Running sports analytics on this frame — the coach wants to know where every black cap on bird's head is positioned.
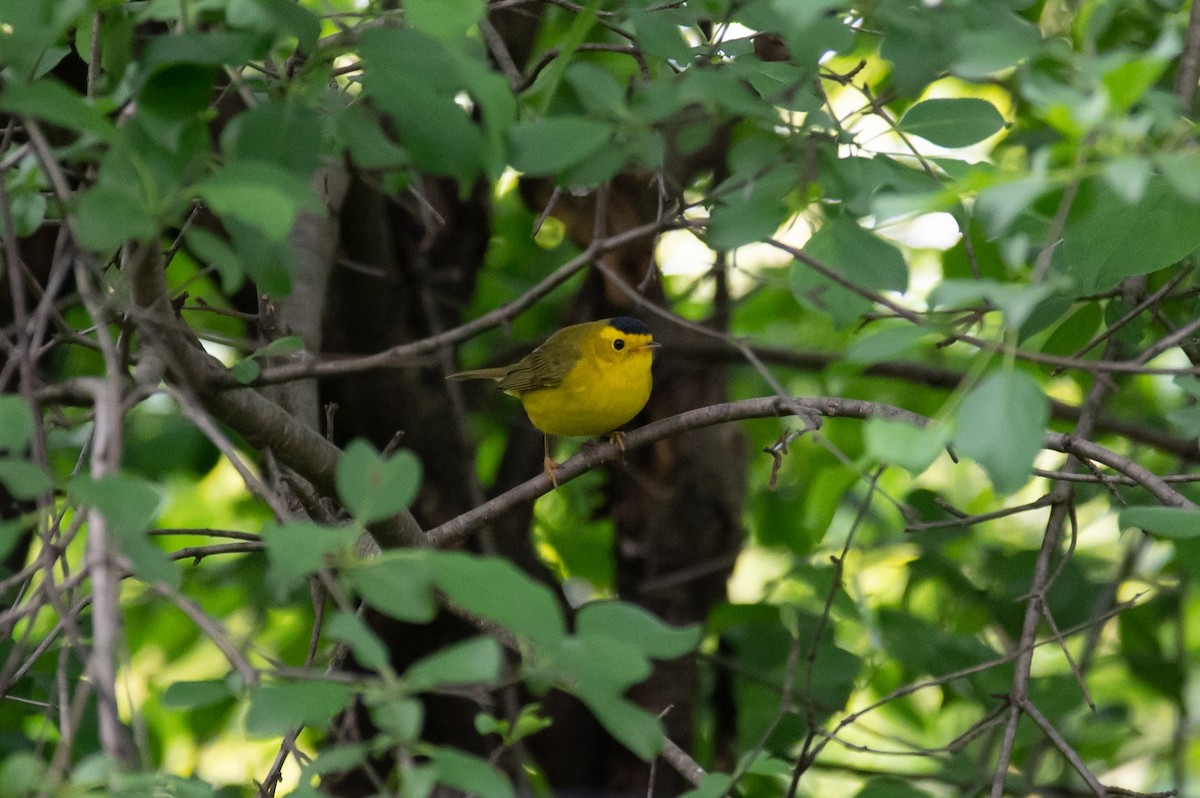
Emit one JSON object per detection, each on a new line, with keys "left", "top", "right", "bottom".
{"left": 609, "top": 316, "right": 652, "bottom": 335}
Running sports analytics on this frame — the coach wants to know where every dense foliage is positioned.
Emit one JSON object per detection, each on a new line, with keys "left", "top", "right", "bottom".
{"left": 1, "top": 0, "right": 1199, "bottom": 796}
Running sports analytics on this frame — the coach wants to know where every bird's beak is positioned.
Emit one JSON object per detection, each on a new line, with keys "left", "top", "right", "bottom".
{"left": 639, "top": 341, "right": 662, "bottom": 351}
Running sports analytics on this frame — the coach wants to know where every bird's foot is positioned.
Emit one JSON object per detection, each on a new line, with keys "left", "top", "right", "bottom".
{"left": 543, "top": 455, "right": 561, "bottom": 489}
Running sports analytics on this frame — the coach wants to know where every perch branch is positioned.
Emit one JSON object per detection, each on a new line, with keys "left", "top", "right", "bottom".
{"left": 427, "top": 396, "right": 1196, "bottom": 547}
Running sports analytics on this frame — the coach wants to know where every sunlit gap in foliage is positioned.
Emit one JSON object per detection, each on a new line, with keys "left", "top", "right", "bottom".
{"left": 823, "top": 67, "right": 1018, "bottom": 305}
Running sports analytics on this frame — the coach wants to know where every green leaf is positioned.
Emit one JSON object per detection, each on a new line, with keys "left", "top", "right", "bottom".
{"left": 953, "top": 371, "right": 1049, "bottom": 494}
{"left": 144, "top": 30, "right": 271, "bottom": 70}
{"left": 139, "top": 64, "right": 216, "bottom": 122}
{"left": 74, "top": 184, "right": 157, "bottom": 254}
{"left": 1100, "top": 30, "right": 1179, "bottom": 112}
{"left": 1155, "top": 151, "right": 1200, "bottom": 202}
{"left": 575, "top": 602, "right": 700, "bottom": 660}
{"left": 565, "top": 61, "right": 628, "bottom": 118}
{"left": 628, "top": 9, "right": 693, "bottom": 62}
{"left": 0, "top": 396, "right": 34, "bottom": 451}
{"left": 1040, "top": 303, "right": 1102, "bottom": 357}
{"left": 302, "top": 744, "right": 370, "bottom": 778}
{"left": 431, "top": 551, "right": 567, "bottom": 647}
{"left": 537, "top": 634, "right": 662, "bottom": 757}
{"left": 404, "top": 0, "right": 485, "bottom": 41}
{"left": 161, "top": 679, "right": 234, "bottom": 710}
{"left": 929, "top": 279, "right": 1058, "bottom": 330}
{"left": 433, "top": 747, "right": 515, "bottom": 798}
{"left": 474, "top": 712, "right": 507, "bottom": 737}
{"left": 184, "top": 227, "right": 244, "bottom": 293}
{"left": 344, "top": 554, "right": 438, "bottom": 623}
{"left": 398, "top": 764, "right": 438, "bottom": 798}
{"left": 1167, "top": 405, "right": 1200, "bottom": 438}
{"left": 475, "top": 705, "right": 555, "bottom": 745}
{"left": 220, "top": 98, "right": 321, "bottom": 176}
{"left": 0, "top": 0, "right": 70, "bottom": 79}
{"left": 67, "top": 474, "right": 161, "bottom": 537}
{"left": 707, "top": 169, "right": 797, "bottom": 251}
{"left": 195, "top": 161, "right": 320, "bottom": 243}
{"left": 404, "top": 636, "right": 502, "bottom": 692}
{"left": 338, "top": 104, "right": 410, "bottom": 170}
{"left": 974, "top": 175, "right": 1051, "bottom": 237}
{"left": 0, "top": 457, "right": 53, "bottom": 499}
{"left": 802, "top": 217, "right": 908, "bottom": 293}
{"left": 8, "top": 188, "right": 46, "bottom": 237}
{"left": 227, "top": 0, "right": 320, "bottom": 51}
{"left": 509, "top": 116, "right": 614, "bottom": 176}
{"left": 326, "top": 612, "right": 391, "bottom": 673}
{"left": 680, "top": 773, "right": 735, "bottom": 798}
{"left": 737, "top": 0, "right": 851, "bottom": 66}
{"left": 1118, "top": 507, "right": 1200, "bottom": 539}
{"left": 0, "top": 78, "right": 115, "bottom": 140}
{"left": 336, "top": 439, "right": 423, "bottom": 524}
{"left": 845, "top": 325, "right": 928, "bottom": 364}
{"left": 358, "top": 28, "right": 490, "bottom": 180}
{"left": 1054, "top": 177, "right": 1200, "bottom": 292}
{"left": 746, "top": 62, "right": 819, "bottom": 112}
{"left": 67, "top": 473, "right": 178, "bottom": 586}
{"left": 127, "top": 535, "right": 181, "bottom": 588}
{"left": 1101, "top": 156, "right": 1153, "bottom": 204}
{"left": 854, "top": 777, "right": 934, "bottom": 798}
{"left": 793, "top": 216, "right": 908, "bottom": 327}
{"left": 230, "top": 358, "right": 261, "bottom": 385}
{"left": 244, "top": 681, "right": 354, "bottom": 737}
{"left": 255, "top": 336, "right": 305, "bottom": 358}
{"left": 864, "top": 418, "right": 948, "bottom": 476}
{"left": 950, "top": 18, "right": 1041, "bottom": 80}
{"left": 368, "top": 695, "right": 424, "bottom": 742}
{"left": 224, "top": 218, "right": 296, "bottom": 297}
{"left": 579, "top": 689, "right": 663, "bottom": 760}
{"left": 0, "top": 752, "right": 44, "bottom": 798}
{"left": 261, "top": 521, "right": 360, "bottom": 596}
{"left": 897, "top": 98, "right": 1006, "bottom": 148}
{"left": 509, "top": 704, "right": 552, "bottom": 742}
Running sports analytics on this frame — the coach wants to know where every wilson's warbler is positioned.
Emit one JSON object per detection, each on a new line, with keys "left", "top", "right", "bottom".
{"left": 449, "top": 317, "right": 660, "bottom": 483}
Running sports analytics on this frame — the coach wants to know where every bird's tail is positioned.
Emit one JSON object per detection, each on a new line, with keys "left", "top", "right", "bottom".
{"left": 446, "top": 367, "right": 508, "bottom": 382}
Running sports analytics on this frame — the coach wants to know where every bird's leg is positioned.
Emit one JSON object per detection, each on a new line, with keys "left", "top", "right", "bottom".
{"left": 607, "top": 430, "right": 627, "bottom": 460}
{"left": 543, "top": 434, "right": 560, "bottom": 489}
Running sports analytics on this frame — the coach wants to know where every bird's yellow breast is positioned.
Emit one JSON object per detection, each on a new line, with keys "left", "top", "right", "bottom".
{"left": 518, "top": 346, "right": 654, "bottom": 437}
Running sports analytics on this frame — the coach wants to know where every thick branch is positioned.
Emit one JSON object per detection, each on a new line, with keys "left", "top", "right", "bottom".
{"left": 1175, "top": 0, "right": 1200, "bottom": 114}
{"left": 125, "top": 242, "right": 424, "bottom": 548}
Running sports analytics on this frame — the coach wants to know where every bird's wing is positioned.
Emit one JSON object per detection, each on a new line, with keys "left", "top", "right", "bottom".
{"left": 494, "top": 325, "right": 587, "bottom": 392}
{"left": 446, "top": 367, "right": 509, "bottom": 382}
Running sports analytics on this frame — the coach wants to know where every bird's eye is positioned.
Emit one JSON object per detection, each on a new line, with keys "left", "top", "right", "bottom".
{"left": 613, "top": 339, "right": 625, "bottom": 351}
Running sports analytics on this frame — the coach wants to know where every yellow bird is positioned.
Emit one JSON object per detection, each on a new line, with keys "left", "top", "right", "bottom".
{"left": 449, "top": 317, "right": 660, "bottom": 484}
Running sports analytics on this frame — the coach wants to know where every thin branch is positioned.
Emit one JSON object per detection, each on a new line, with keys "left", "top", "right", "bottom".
{"left": 795, "top": 594, "right": 1143, "bottom": 771}
{"left": 661, "top": 738, "right": 706, "bottom": 786}
{"left": 990, "top": 356, "right": 1114, "bottom": 797}
{"left": 427, "top": 395, "right": 1196, "bottom": 547}
{"left": 168, "top": 386, "right": 295, "bottom": 521}
{"left": 147, "top": 583, "right": 259, "bottom": 687}
{"left": 1021, "top": 698, "right": 1107, "bottom": 797}
{"left": 251, "top": 216, "right": 672, "bottom": 386}
{"left": 905, "top": 495, "right": 1054, "bottom": 532}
